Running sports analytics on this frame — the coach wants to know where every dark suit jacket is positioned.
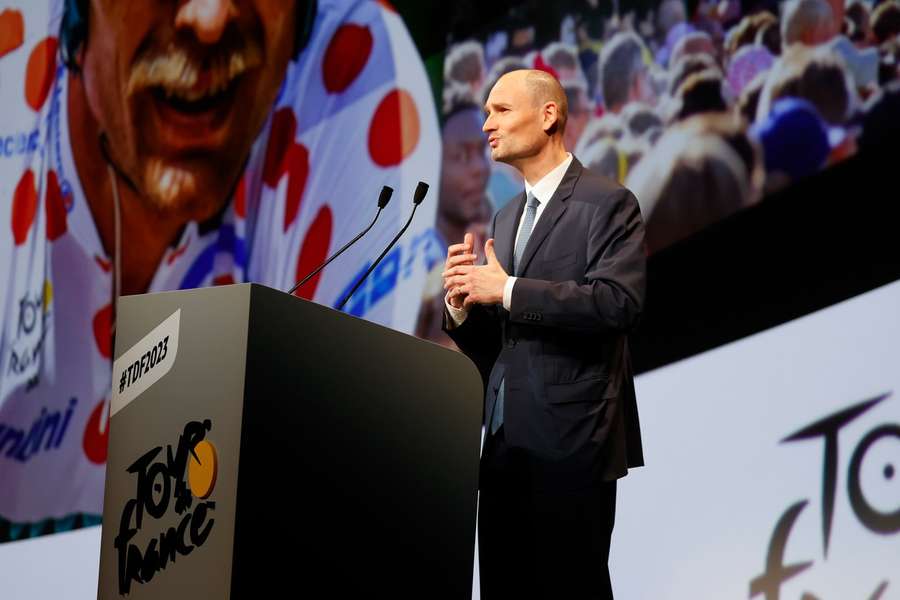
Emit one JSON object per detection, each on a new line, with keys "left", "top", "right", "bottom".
{"left": 443, "top": 157, "right": 646, "bottom": 485}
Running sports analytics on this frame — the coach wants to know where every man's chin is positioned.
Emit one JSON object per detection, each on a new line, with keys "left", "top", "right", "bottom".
{"left": 141, "top": 159, "right": 229, "bottom": 221}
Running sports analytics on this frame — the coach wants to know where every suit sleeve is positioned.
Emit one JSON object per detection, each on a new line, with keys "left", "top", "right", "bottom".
{"left": 442, "top": 303, "right": 502, "bottom": 386}
{"left": 508, "top": 187, "right": 646, "bottom": 333}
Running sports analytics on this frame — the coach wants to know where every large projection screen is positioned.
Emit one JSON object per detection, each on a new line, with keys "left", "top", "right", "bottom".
{"left": 611, "top": 279, "right": 899, "bottom": 598}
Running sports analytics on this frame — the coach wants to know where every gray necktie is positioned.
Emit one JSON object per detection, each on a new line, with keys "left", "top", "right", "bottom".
{"left": 512, "top": 192, "right": 540, "bottom": 276}
{"left": 491, "top": 192, "right": 540, "bottom": 435}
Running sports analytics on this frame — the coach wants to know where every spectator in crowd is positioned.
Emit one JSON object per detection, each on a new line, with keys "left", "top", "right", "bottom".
{"left": 739, "top": 70, "right": 771, "bottom": 121}
{"left": 621, "top": 101, "right": 665, "bottom": 138}
{"left": 576, "top": 112, "right": 625, "bottom": 155}
{"left": 871, "top": 0, "right": 900, "bottom": 44}
{"left": 445, "top": 40, "right": 487, "bottom": 101}
{"left": 598, "top": 31, "right": 656, "bottom": 112}
{"left": 828, "top": 33, "right": 880, "bottom": 95}
{"left": 858, "top": 78, "right": 900, "bottom": 150}
{"left": 686, "top": 0, "right": 727, "bottom": 54}
{"left": 670, "top": 30, "right": 719, "bottom": 66}
{"left": 782, "top": 0, "right": 837, "bottom": 47}
{"left": 756, "top": 45, "right": 857, "bottom": 124}
{"left": 669, "top": 52, "right": 722, "bottom": 96}
{"left": 657, "top": 0, "right": 689, "bottom": 48}
{"left": 416, "top": 97, "right": 491, "bottom": 348}
{"left": 726, "top": 44, "right": 775, "bottom": 98}
{"left": 435, "top": 97, "right": 491, "bottom": 254}
{"left": 618, "top": 133, "right": 651, "bottom": 180}
{"left": 630, "top": 130, "right": 752, "bottom": 252}
{"left": 751, "top": 96, "right": 834, "bottom": 191}
{"left": 757, "top": 18, "right": 783, "bottom": 54}
{"left": 845, "top": 1, "right": 874, "bottom": 46}
{"left": 878, "top": 37, "right": 900, "bottom": 84}
{"left": 543, "top": 41, "right": 586, "bottom": 83}
{"left": 658, "top": 21, "right": 698, "bottom": 67}
{"left": 563, "top": 79, "right": 594, "bottom": 150}
{"left": 680, "top": 112, "right": 766, "bottom": 199}
{"left": 825, "top": 0, "right": 847, "bottom": 36}
{"left": 581, "top": 137, "right": 625, "bottom": 181}
{"left": 726, "top": 11, "right": 778, "bottom": 57}
{"left": 673, "top": 70, "right": 730, "bottom": 120}
{"left": 505, "top": 13, "right": 538, "bottom": 57}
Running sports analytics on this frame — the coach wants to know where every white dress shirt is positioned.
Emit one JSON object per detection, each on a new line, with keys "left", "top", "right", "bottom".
{"left": 446, "top": 153, "right": 573, "bottom": 325}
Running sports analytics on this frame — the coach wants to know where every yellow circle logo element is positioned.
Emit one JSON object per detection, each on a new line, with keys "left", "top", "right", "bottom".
{"left": 188, "top": 440, "right": 218, "bottom": 499}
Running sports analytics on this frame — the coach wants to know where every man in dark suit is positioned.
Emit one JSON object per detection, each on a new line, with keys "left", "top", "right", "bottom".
{"left": 441, "top": 69, "right": 646, "bottom": 599}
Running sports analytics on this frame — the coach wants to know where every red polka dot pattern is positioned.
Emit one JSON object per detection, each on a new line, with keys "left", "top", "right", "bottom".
{"left": 322, "top": 24, "right": 373, "bottom": 94}
{"left": 82, "top": 400, "right": 109, "bottom": 465}
{"left": 11, "top": 169, "right": 37, "bottom": 246}
{"left": 234, "top": 176, "right": 247, "bottom": 218}
{"left": 293, "top": 204, "right": 333, "bottom": 300}
{"left": 46, "top": 170, "right": 67, "bottom": 241}
{"left": 263, "top": 108, "right": 297, "bottom": 187}
{"left": 283, "top": 144, "right": 309, "bottom": 232}
{"left": 368, "top": 89, "right": 420, "bottom": 167}
{"left": 92, "top": 304, "right": 113, "bottom": 359}
{"left": 261, "top": 107, "right": 310, "bottom": 232}
{"left": 0, "top": 9, "right": 24, "bottom": 59}
{"left": 25, "top": 37, "right": 57, "bottom": 111}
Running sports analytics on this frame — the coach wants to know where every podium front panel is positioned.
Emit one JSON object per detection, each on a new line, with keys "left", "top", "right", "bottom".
{"left": 98, "top": 285, "right": 252, "bottom": 600}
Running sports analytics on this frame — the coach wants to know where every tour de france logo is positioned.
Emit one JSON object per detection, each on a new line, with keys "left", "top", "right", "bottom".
{"left": 113, "top": 419, "right": 218, "bottom": 596}
{"left": 749, "top": 392, "right": 898, "bottom": 600}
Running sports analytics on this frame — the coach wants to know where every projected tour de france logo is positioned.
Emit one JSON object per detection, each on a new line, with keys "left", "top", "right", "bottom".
{"left": 750, "top": 392, "right": 898, "bottom": 600}
{"left": 113, "top": 419, "right": 218, "bottom": 595}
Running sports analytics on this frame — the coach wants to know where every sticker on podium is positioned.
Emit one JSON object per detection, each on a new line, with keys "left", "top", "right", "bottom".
{"left": 111, "top": 309, "right": 180, "bottom": 416}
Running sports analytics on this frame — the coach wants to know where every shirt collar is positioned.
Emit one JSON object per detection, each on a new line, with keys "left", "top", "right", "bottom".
{"left": 524, "top": 153, "right": 573, "bottom": 204}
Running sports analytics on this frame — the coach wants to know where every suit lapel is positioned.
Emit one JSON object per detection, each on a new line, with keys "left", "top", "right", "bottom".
{"left": 516, "top": 159, "right": 582, "bottom": 276}
{"left": 494, "top": 191, "right": 525, "bottom": 274}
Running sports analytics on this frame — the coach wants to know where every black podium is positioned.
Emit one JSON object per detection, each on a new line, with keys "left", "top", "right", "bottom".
{"left": 97, "top": 284, "right": 483, "bottom": 599}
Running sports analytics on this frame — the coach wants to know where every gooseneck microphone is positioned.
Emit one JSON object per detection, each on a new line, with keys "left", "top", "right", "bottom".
{"left": 287, "top": 185, "right": 394, "bottom": 296}
{"left": 337, "top": 181, "right": 429, "bottom": 311}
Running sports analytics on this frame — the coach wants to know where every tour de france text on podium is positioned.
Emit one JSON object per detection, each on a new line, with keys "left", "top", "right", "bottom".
{"left": 113, "top": 419, "right": 219, "bottom": 596}
{"left": 118, "top": 336, "right": 170, "bottom": 396}
{"left": 111, "top": 309, "right": 181, "bottom": 417}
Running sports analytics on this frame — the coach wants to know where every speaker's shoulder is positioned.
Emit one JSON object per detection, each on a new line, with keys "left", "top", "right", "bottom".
{"left": 572, "top": 162, "right": 633, "bottom": 207}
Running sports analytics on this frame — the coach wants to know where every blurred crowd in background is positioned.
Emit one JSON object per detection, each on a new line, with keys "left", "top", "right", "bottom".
{"left": 417, "top": 0, "right": 900, "bottom": 346}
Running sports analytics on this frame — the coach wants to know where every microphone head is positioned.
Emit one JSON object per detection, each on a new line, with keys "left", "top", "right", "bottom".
{"left": 377, "top": 185, "right": 393, "bottom": 209}
{"left": 413, "top": 181, "right": 429, "bottom": 205}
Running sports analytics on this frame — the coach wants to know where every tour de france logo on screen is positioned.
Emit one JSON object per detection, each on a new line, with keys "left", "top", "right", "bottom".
{"left": 750, "top": 392, "right": 898, "bottom": 600}
{"left": 113, "top": 419, "right": 218, "bottom": 595}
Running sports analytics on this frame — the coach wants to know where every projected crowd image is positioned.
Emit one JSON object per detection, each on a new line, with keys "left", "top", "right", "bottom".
{"left": 433, "top": 0, "right": 899, "bottom": 266}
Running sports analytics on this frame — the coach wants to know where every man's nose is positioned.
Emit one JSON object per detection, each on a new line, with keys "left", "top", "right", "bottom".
{"left": 482, "top": 116, "right": 494, "bottom": 133}
{"left": 175, "top": 0, "right": 239, "bottom": 44}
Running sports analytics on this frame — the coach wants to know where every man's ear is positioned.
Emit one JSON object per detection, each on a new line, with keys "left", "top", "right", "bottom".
{"left": 543, "top": 102, "right": 560, "bottom": 135}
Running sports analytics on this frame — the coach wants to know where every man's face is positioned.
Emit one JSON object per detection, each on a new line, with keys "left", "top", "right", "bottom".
{"left": 482, "top": 73, "right": 549, "bottom": 165}
{"left": 439, "top": 108, "right": 490, "bottom": 227}
{"left": 81, "top": 0, "right": 297, "bottom": 219}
